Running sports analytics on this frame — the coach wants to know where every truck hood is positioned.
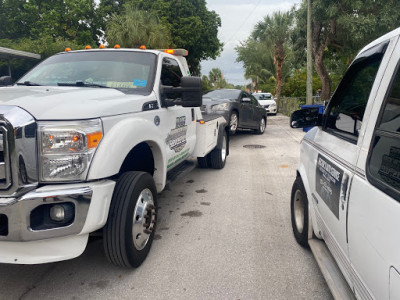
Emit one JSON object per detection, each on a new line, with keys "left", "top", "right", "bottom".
{"left": 0, "top": 86, "right": 155, "bottom": 120}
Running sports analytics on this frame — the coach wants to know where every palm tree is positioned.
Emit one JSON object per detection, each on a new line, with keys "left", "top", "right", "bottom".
{"left": 252, "top": 11, "right": 293, "bottom": 99}
{"left": 106, "top": 4, "right": 171, "bottom": 49}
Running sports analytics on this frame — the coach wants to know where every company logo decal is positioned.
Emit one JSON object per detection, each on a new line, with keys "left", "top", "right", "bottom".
{"left": 315, "top": 154, "right": 343, "bottom": 219}
{"left": 166, "top": 116, "right": 187, "bottom": 153}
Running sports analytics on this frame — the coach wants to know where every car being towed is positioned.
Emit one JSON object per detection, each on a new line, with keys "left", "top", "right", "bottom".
{"left": 201, "top": 89, "right": 267, "bottom": 135}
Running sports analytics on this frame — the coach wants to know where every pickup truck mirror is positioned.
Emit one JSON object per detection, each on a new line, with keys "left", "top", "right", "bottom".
{"left": 290, "top": 107, "right": 322, "bottom": 128}
{"left": 0, "top": 76, "right": 12, "bottom": 86}
{"left": 161, "top": 76, "right": 202, "bottom": 108}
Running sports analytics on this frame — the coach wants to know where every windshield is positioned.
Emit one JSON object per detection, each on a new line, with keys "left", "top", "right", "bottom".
{"left": 204, "top": 89, "right": 241, "bottom": 99}
{"left": 254, "top": 93, "right": 272, "bottom": 100}
{"left": 17, "top": 51, "right": 157, "bottom": 94}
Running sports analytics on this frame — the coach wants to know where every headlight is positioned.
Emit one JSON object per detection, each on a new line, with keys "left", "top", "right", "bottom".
{"left": 270, "top": 103, "right": 277, "bottom": 108}
{"left": 38, "top": 119, "right": 103, "bottom": 182}
{"left": 211, "top": 103, "right": 230, "bottom": 111}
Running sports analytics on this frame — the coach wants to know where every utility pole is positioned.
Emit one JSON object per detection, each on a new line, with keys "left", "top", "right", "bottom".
{"left": 306, "top": 0, "right": 313, "bottom": 105}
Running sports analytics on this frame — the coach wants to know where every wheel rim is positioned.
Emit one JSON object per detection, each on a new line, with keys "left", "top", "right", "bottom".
{"left": 260, "top": 118, "right": 265, "bottom": 132}
{"left": 132, "top": 188, "right": 156, "bottom": 251}
{"left": 230, "top": 114, "right": 238, "bottom": 132}
{"left": 294, "top": 189, "right": 305, "bottom": 233}
{"left": 221, "top": 135, "right": 227, "bottom": 161}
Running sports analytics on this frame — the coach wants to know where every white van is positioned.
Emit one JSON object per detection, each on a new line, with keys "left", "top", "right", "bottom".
{"left": 290, "top": 27, "right": 400, "bottom": 299}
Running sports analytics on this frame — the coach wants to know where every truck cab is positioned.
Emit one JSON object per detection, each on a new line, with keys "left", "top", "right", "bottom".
{"left": 290, "top": 27, "right": 400, "bottom": 299}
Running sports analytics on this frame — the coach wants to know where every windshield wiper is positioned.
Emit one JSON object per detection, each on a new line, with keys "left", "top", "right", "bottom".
{"left": 57, "top": 81, "right": 110, "bottom": 88}
{"left": 16, "top": 81, "right": 42, "bottom": 86}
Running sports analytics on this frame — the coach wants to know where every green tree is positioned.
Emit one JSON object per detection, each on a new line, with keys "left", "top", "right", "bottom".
{"left": 208, "top": 68, "right": 228, "bottom": 89}
{"left": 252, "top": 11, "right": 293, "bottom": 99}
{"left": 117, "top": 0, "right": 223, "bottom": 75}
{"left": 106, "top": 4, "right": 171, "bottom": 48}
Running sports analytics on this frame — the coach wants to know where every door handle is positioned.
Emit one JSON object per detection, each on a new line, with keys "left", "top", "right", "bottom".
{"left": 340, "top": 173, "right": 349, "bottom": 210}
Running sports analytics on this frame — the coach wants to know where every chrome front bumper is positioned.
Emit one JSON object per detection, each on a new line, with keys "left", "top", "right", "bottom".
{"left": 0, "top": 186, "right": 92, "bottom": 241}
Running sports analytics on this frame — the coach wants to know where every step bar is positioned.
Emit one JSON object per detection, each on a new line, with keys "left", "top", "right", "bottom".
{"left": 309, "top": 239, "right": 356, "bottom": 300}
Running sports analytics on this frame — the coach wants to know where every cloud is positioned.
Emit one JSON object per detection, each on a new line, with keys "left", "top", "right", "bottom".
{"left": 201, "top": 0, "right": 300, "bottom": 86}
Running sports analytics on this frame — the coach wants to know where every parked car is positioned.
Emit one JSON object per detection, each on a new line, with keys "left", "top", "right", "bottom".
{"left": 253, "top": 92, "right": 277, "bottom": 115}
{"left": 201, "top": 89, "right": 267, "bottom": 135}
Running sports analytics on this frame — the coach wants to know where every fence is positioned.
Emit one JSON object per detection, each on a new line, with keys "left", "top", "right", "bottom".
{"left": 276, "top": 96, "right": 323, "bottom": 116}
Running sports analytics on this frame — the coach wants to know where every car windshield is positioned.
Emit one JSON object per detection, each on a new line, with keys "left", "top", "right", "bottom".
{"left": 254, "top": 93, "right": 272, "bottom": 100}
{"left": 204, "top": 89, "right": 241, "bottom": 99}
{"left": 17, "top": 51, "right": 157, "bottom": 94}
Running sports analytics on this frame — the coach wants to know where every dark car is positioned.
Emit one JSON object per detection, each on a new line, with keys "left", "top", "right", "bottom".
{"left": 201, "top": 89, "right": 267, "bottom": 135}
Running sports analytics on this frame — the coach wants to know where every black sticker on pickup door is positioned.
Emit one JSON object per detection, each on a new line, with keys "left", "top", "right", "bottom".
{"left": 166, "top": 116, "right": 187, "bottom": 153}
{"left": 315, "top": 154, "right": 344, "bottom": 219}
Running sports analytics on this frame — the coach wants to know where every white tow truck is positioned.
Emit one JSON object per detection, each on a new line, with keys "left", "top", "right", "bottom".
{"left": 0, "top": 47, "right": 228, "bottom": 268}
{"left": 290, "top": 27, "right": 400, "bottom": 299}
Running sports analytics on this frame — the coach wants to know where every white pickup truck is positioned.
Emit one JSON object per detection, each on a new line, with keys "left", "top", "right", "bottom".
{"left": 0, "top": 47, "right": 228, "bottom": 268}
{"left": 290, "top": 27, "right": 400, "bottom": 299}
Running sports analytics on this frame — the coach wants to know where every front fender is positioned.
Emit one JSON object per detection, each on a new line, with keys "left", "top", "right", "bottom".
{"left": 88, "top": 116, "right": 166, "bottom": 192}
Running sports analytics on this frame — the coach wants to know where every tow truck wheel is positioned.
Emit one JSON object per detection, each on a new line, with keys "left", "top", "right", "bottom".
{"left": 103, "top": 171, "right": 157, "bottom": 268}
{"left": 209, "top": 130, "right": 227, "bottom": 169}
{"left": 256, "top": 117, "right": 266, "bottom": 134}
{"left": 291, "top": 176, "right": 309, "bottom": 248}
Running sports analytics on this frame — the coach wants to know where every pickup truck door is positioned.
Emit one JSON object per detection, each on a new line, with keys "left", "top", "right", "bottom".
{"left": 307, "top": 43, "right": 388, "bottom": 289}
{"left": 347, "top": 36, "right": 400, "bottom": 300}
{"left": 158, "top": 56, "right": 197, "bottom": 170}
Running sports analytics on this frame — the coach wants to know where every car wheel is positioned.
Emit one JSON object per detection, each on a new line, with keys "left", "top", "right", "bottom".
{"left": 103, "top": 171, "right": 157, "bottom": 268}
{"left": 229, "top": 112, "right": 238, "bottom": 135}
{"left": 291, "top": 176, "right": 309, "bottom": 248}
{"left": 209, "top": 130, "right": 227, "bottom": 169}
{"left": 256, "top": 117, "right": 266, "bottom": 134}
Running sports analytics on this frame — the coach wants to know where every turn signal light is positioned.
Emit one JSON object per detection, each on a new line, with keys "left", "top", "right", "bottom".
{"left": 87, "top": 131, "right": 103, "bottom": 149}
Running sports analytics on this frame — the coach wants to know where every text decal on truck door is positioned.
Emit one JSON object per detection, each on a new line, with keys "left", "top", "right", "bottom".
{"left": 166, "top": 116, "right": 187, "bottom": 153}
{"left": 316, "top": 154, "right": 343, "bottom": 219}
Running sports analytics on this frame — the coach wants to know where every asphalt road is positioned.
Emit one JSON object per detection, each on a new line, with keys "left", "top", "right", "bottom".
{"left": 0, "top": 115, "right": 332, "bottom": 300}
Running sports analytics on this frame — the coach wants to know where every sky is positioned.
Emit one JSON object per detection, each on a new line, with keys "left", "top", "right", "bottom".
{"left": 200, "top": 0, "right": 301, "bottom": 86}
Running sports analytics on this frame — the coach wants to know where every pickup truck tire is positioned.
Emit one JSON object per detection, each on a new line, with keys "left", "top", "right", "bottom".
{"left": 256, "top": 117, "right": 266, "bottom": 134}
{"left": 209, "top": 131, "right": 227, "bottom": 169}
{"left": 229, "top": 112, "right": 238, "bottom": 135}
{"left": 291, "top": 177, "right": 309, "bottom": 248}
{"left": 103, "top": 171, "right": 157, "bottom": 268}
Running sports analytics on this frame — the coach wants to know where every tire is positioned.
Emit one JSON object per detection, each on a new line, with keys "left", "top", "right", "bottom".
{"left": 229, "top": 112, "right": 238, "bottom": 135}
{"left": 197, "top": 156, "right": 210, "bottom": 168}
{"left": 290, "top": 176, "right": 309, "bottom": 248}
{"left": 103, "top": 171, "right": 157, "bottom": 268}
{"left": 209, "top": 130, "right": 227, "bottom": 169}
{"left": 256, "top": 117, "right": 266, "bottom": 134}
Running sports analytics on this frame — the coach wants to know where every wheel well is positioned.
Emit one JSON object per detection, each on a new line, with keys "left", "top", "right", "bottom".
{"left": 119, "top": 142, "right": 154, "bottom": 176}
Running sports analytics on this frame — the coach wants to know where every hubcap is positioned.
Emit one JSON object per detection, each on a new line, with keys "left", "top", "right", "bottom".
{"left": 132, "top": 188, "right": 156, "bottom": 250}
{"left": 260, "top": 118, "right": 266, "bottom": 132}
{"left": 221, "top": 135, "right": 227, "bottom": 161}
{"left": 230, "top": 114, "right": 238, "bottom": 132}
{"left": 294, "top": 190, "right": 305, "bottom": 233}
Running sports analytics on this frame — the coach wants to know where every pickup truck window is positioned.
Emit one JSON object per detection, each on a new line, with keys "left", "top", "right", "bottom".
{"left": 325, "top": 52, "right": 384, "bottom": 143}
{"left": 17, "top": 51, "right": 157, "bottom": 94}
{"left": 161, "top": 57, "right": 183, "bottom": 87}
{"left": 368, "top": 64, "right": 400, "bottom": 200}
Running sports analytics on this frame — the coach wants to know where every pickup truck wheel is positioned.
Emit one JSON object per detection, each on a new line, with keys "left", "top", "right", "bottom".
{"left": 291, "top": 177, "right": 309, "bottom": 248}
{"left": 209, "top": 131, "right": 227, "bottom": 169}
{"left": 256, "top": 117, "right": 266, "bottom": 134}
{"left": 103, "top": 171, "right": 157, "bottom": 268}
{"left": 229, "top": 112, "right": 238, "bottom": 135}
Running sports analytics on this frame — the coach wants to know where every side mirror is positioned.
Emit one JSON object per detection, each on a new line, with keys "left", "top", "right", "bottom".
{"left": 0, "top": 76, "right": 12, "bottom": 86}
{"left": 242, "top": 97, "right": 251, "bottom": 103}
{"left": 290, "top": 107, "right": 322, "bottom": 128}
{"left": 160, "top": 76, "right": 202, "bottom": 108}
{"left": 180, "top": 76, "right": 202, "bottom": 107}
